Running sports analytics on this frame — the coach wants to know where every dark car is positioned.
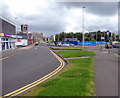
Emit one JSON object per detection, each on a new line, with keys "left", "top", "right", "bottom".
{"left": 105, "top": 44, "right": 112, "bottom": 49}
{"left": 112, "top": 43, "right": 119, "bottom": 48}
{"left": 35, "top": 42, "right": 39, "bottom": 46}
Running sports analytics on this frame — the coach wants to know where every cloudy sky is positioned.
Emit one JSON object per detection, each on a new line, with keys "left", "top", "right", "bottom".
{"left": 1, "top": 0, "right": 118, "bottom": 37}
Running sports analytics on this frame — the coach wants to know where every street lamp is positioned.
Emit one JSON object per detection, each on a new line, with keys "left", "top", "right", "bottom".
{"left": 82, "top": 6, "right": 86, "bottom": 49}
{"left": 15, "top": 17, "right": 18, "bottom": 48}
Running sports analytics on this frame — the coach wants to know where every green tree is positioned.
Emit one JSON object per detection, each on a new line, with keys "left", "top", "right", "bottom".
{"left": 112, "top": 33, "right": 115, "bottom": 41}
{"left": 55, "top": 34, "right": 59, "bottom": 41}
{"left": 92, "top": 38, "right": 96, "bottom": 41}
{"left": 116, "top": 35, "right": 119, "bottom": 41}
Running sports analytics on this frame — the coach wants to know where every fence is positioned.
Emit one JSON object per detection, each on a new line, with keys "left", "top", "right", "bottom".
{"left": 54, "top": 41, "right": 109, "bottom": 45}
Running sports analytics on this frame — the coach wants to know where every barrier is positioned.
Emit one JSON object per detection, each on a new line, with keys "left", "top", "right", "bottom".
{"left": 54, "top": 41, "right": 109, "bottom": 45}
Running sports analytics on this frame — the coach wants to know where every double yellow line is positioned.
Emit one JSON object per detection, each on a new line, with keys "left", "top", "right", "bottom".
{"left": 0, "top": 56, "right": 9, "bottom": 61}
{"left": 3, "top": 48, "right": 65, "bottom": 97}
{"left": 114, "top": 54, "right": 120, "bottom": 57}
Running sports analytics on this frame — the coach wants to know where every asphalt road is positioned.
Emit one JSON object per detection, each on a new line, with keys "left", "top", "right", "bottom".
{"left": 2, "top": 43, "right": 60, "bottom": 96}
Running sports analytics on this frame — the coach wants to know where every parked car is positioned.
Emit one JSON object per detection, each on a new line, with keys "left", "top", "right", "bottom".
{"left": 58, "top": 42, "right": 62, "bottom": 45}
{"left": 35, "top": 42, "right": 39, "bottom": 46}
{"left": 112, "top": 43, "right": 119, "bottom": 48}
{"left": 69, "top": 44, "right": 74, "bottom": 47}
{"left": 15, "top": 39, "right": 28, "bottom": 47}
{"left": 105, "top": 44, "right": 112, "bottom": 49}
{"left": 63, "top": 43, "right": 69, "bottom": 47}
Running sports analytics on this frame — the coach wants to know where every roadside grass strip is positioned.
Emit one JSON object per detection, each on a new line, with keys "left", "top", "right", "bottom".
{"left": 55, "top": 50, "right": 95, "bottom": 58}
{"left": 3, "top": 49, "right": 65, "bottom": 97}
{"left": 23, "top": 50, "right": 95, "bottom": 96}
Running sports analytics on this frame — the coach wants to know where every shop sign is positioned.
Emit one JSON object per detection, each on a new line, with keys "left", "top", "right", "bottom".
{"left": 4, "top": 33, "right": 12, "bottom": 37}
{"left": 0, "top": 33, "right": 4, "bottom": 36}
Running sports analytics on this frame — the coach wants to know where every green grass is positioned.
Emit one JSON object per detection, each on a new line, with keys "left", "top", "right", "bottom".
{"left": 55, "top": 51, "right": 95, "bottom": 58}
{"left": 23, "top": 51, "right": 95, "bottom": 96}
{"left": 51, "top": 47, "right": 81, "bottom": 50}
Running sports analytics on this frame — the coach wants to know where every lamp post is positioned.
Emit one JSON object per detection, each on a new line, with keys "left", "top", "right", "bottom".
{"left": 96, "top": 31, "right": 97, "bottom": 46}
{"left": 15, "top": 17, "right": 18, "bottom": 48}
{"left": 82, "top": 6, "right": 86, "bottom": 49}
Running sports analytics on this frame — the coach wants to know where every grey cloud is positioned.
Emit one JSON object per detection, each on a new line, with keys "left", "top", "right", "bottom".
{"left": 1, "top": 1, "right": 118, "bottom": 36}
{"left": 57, "top": 2, "right": 118, "bottom": 16}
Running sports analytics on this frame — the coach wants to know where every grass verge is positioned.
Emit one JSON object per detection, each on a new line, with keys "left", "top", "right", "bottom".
{"left": 55, "top": 51, "right": 95, "bottom": 58}
{"left": 23, "top": 51, "right": 95, "bottom": 96}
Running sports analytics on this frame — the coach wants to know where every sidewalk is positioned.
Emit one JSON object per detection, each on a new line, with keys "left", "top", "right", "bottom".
{"left": 84, "top": 47, "right": 118, "bottom": 96}
{"left": 2, "top": 44, "right": 34, "bottom": 58}
{"left": 93, "top": 52, "right": 118, "bottom": 96}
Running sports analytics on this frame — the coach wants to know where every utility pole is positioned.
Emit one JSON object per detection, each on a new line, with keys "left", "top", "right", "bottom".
{"left": 15, "top": 17, "right": 18, "bottom": 48}
{"left": 82, "top": 6, "right": 86, "bottom": 49}
{"left": 96, "top": 31, "right": 97, "bottom": 46}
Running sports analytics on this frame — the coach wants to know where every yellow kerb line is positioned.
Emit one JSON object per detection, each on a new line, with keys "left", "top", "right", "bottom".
{"left": 114, "top": 54, "right": 120, "bottom": 57}
{"left": 4, "top": 48, "right": 65, "bottom": 97}
{"left": 4, "top": 58, "right": 62, "bottom": 96}
{"left": 12, "top": 60, "right": 65, "bottom": 96}
{"left": 0, "top": 56, "right": 9, "bottom": 60}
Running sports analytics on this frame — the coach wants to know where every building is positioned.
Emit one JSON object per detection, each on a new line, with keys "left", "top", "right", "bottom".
{"left": 0, "top": 17, "right": 19, "bottom": 51}
{"left": 30, "top": 32, "right": 43, "bottom": 42}
{"left": 90, "top": 30, "right": 111, "bottom": 39}
{"left": 21, "top": 24, "right": 28, "bottom": 34}
{"left": 17, "top": 25, "right": 33, "bottom": 45}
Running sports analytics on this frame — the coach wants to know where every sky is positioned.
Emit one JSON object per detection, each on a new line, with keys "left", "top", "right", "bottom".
{"left": 1, "top": 0, "right": 118, "bottom": 37}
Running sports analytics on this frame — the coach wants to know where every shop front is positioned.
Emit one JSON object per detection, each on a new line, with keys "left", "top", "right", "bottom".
{"left": 0, "top": 33, "right": 22, "bottom": 51}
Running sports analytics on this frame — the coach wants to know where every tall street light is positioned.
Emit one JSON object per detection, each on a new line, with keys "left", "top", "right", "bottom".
{"left": 15, "top": 17, "right": 18, "bottom": 48}
{"left": 82, "top": 6, "right": 86, "bottom": 49}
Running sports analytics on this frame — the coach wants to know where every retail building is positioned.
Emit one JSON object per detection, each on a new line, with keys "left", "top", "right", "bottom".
{"left": 0, "top": 17, "right": 22, "bottom": 51}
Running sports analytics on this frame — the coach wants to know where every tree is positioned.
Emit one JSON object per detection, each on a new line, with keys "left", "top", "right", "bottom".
{"left": 55, "top": 34, "right": 59, "bottom": 41}
{"left": 116, "top": 35, "right": 119, "bottom": 41}
{"left": 112, "top": 33, "right": 115, "bottom": 41}
{"left": 96, "top": 30, "right": 102, "bottom": 41}
{"left": 92, "top": 38, "right": 96, "bottom": 41}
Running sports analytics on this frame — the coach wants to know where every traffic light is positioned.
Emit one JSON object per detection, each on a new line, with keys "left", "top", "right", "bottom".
{"left": 109, "top": 32, "right": 111, "bottom": 40}
{"left": 109, "top": 32, "right": 111, "bottom": 37}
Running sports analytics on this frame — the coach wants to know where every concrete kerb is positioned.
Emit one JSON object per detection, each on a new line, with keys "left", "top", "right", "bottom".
{"left": 49, "top": 47, "right": 68, "bottom": 66}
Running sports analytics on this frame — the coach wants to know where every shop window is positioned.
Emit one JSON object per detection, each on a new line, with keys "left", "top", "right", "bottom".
{"left": 10, "top": 42, "right": 12, "bottom": 48}
{"left": 2, "top": 38, "right": 5, "bottom": 41}
{"left": 6, "top": 42, "right": 9, "bottom": 49}
{"left": 2, "top": 42, "right": 5, "bottom": 50}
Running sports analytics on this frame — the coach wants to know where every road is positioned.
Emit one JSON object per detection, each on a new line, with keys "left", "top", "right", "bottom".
{"left": 2, "top": 43, "right": 61, "bottom": 96}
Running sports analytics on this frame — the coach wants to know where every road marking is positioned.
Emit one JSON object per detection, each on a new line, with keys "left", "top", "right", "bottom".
{"left": 3, "top": 48, "right": 65, "bottom": 97}
{"left": 0, "top": 56, "right": 9, "bottom": 61}
{"left": 114, "top": 54, "right": 120, "bottom": 57}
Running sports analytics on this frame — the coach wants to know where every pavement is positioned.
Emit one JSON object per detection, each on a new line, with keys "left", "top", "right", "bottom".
{"left": 2, "top": 44, "right": 34, "bottom": 58}
{"left": 2, "top": 43, "right": 61, "bottom": 96}
{"left": 84, "top": 46, "right": 118, "bottom": 96}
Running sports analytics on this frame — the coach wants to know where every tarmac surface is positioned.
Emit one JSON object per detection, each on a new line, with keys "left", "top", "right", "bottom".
{"left": 84, "top": 46, "right": 118, "bottom": 96}
{"left": 2, "top": 43, "right": 60, "bottom": 96}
